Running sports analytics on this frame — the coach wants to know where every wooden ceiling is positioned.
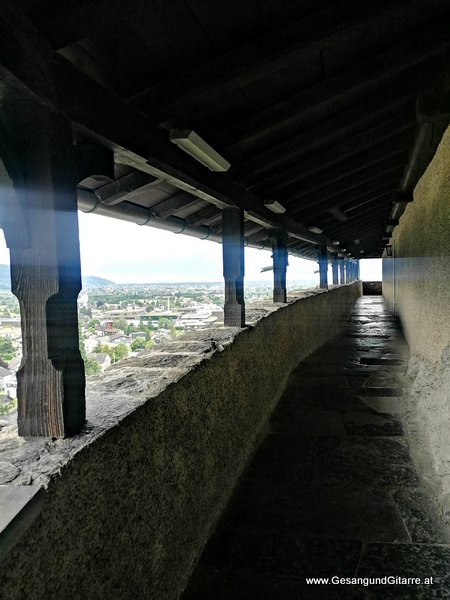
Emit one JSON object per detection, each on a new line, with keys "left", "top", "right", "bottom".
{"left": 10, "top": 0, "right": 450, "bottom": 259}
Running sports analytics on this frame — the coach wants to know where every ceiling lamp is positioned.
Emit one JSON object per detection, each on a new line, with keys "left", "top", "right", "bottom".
{"left": 264, "top": 199, "right": 286, "bottom": 214}
{"left": 332, "top": 240, "right": 340, "bottom": 245}
{"left": 308, "top": 226, "right": 323, "bottom": 234}
{"left": 170, "top": 129, "right": 231, "bottom": 172}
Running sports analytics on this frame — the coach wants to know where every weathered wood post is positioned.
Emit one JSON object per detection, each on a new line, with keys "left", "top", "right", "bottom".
{"left": 319, "top": 245, "right": 328, "bottom": 289}
{"left": 331, "top": 255, "right": 339, "bottom": 285}
{"left": 339, "top": 258, "right": 345, "bottom": 284}
{"left": 222, "top": 207, "right": 245, "bottom": 327}
{"left": 0, "top": 107, "right": 86, "bottom": 437}
{"left": 270, "top": 230, "right": 288, "bottom": 303}
{"left": 350, "top": 260, "right": 355, "bottom": 281}
{"left": 343, "top": 258, "right": 349, "bottom": 284}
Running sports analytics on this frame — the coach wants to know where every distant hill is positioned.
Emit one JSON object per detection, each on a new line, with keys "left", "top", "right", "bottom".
{"left": 82, "top": 275, "right": 115, "bottom": 287}
{"left": 0, "top": 264, "right": 114, "bottom": 290}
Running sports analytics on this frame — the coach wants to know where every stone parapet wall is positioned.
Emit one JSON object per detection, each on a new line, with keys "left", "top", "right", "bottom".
{"left": 0, "top": 282, "right": 361, "bottom": 600}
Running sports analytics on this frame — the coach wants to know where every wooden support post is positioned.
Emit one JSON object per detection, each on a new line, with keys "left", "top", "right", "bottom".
{"left": 0, "top": 106, "right": 85, "bottom": 437}
{"left": 319, "top": 245, "right": 328, "bottom": 289}
{"left": 331, "top": 256, "right": 339, "bottom": 285}
{"left": 270, "top": 231, "right": 288, "bottom": 303}
{"left": 344, "top": 258, "right": 349, "bottom": 284}
{"left": 339, "top": 258, "right": 345, "bottom": 284}
{"left": 356, "top": 259, "right": 361, "bottom": 280}
{"left": 222, "top": 207, "right": 245, "bottom": 327}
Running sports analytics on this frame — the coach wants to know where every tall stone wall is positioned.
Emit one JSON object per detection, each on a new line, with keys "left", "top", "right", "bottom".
{"left": 382, "top": 126, "right": 450, "bottom": 517}
{"left": 1, "top": 283, "right": 361, "bottom": 600}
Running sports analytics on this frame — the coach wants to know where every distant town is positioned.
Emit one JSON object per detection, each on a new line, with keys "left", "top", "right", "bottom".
{"left": 0, "top": 277, "right": 317, "bottom": 413}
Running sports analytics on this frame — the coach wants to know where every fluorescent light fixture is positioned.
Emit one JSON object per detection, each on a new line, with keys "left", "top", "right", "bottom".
{"left": 308, "top": 226, "right": 323, "bottom": 234}
{"left": 264, "top": 199, "right": 286, "bottom": 214}
{"left": 332, "top": 240, "right": 340, "bottom": 245}
{"left": 170, "top": 129, "right": 231, "bottom": 172}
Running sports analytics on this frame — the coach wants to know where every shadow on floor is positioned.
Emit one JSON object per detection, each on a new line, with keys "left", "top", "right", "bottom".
{"left": 182, "top": 297, "right": 450, "bottom": 599}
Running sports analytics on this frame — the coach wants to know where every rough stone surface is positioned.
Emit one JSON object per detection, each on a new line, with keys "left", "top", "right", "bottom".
{"left": 383, "top": 126, "right": 450, "bottom": 364}
{"left": 0, "top": 283, "right": 361, "bottom": 600}
{"left": 382, "top": 126, "right": 450, "bottom": 525}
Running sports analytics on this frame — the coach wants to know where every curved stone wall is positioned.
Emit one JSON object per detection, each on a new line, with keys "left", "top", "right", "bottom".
{"left": 382, "top": 126, "right": 450, "bottom": 521}
{"left": 0, "top": 283, "right": 361, "bottom": 600}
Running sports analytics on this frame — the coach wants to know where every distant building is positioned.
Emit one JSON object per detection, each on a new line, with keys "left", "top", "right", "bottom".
{"left": 108, "top": 334, "right": 131, "bottom": 346}
{"left": 89, "top": 353, "right": 111, "bottom": 372}
{"left": 7, "top": 356, "right": 21, "bottom": 372}
{"left": 175, "top": 310, "right": 218, "bottom": 328}
{"left": 0, "top": 367, "right": 16, "bottom": 398}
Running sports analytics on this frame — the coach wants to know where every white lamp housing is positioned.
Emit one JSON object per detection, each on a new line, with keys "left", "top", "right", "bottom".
{"left": 170, "top": 129, "right": 231, "bottom": 172}
{"left": 308, "top": 226, "right": 323, "bottom": 234}
{"left": 264, "top": 199, "right": 286, "bottom": 214}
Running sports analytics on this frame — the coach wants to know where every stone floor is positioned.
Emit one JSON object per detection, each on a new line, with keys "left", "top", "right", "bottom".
{"left": 182, "top": 297, "right": 450, "bottom": 600}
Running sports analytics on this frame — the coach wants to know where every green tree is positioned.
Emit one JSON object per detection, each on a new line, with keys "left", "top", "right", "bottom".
{"left": 110, "top": 343, "right": 129, "bottom": 364}
{"left": 84, "top": 355, "right": 101, "bottom": 376}
{"left": 112, "top": 318, "right": 128, "bottom": 332}
{"left": 78, "top": 326, "right": 100, "bottom": 376}
{"left": 158, "top": 317, "right": 174, "bottom": 330}
{"left": 145, "top": 339, "right": 155, "bottom": 349}
{"left": 79, "top": 306, "right": 92, "bottom": 318}
{"left": 0, "top": 336, "right": 15, "bottom": 361}
{"left": 131, "top": 338, "right": 146, "bottom": 351}
{"left": 93, "top": 342, "right": 111, "bottom": 354}
{"left": 87, "top": 318, "right": 100, "bottom": 330}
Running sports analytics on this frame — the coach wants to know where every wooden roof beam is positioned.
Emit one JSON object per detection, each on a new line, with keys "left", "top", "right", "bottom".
{"left": 130, "top": 0, "right": 420, "bottom": 115}
{"left": 221, "top": 35, "right": 449, "bottom": 150}
{"left": 89, "top": 171, "right": 159, "bottom": 205}
{"left": 283, "top": 144, "right": 408, "bottom": 206}
{"left": 186, "top": 205, "right": 221, "bottom": 227}
{"left": 288, "top": 163, "right": 403, "bottom": 214}
{"left": 152, "top": 192, "right": 201, "bottom": 219}
{"left": 253, "top": 119, "right": 413, "bottom": 196}
{"left": 340, "top": 186, "right": 394, "bottom": 213}
{"left": 289, "top": 169, "right": 404, "bottom": 218}
{"left": 326, "top": 207, "right": 393, "bottom": 234}
{"left": 0, "top": 2, "right": 326, "bottom": 249}
{"left": 235, "top": 93, "right": 414, "bottom": 181}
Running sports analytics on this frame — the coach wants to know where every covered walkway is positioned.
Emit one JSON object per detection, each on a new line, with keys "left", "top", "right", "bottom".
{"left": 183, "top": 297, "right": 450, "bottom": 599}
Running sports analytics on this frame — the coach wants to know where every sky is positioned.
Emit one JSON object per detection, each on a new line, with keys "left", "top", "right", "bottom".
{"left": 0, "top": 211, "right": 382, "bottom": 283}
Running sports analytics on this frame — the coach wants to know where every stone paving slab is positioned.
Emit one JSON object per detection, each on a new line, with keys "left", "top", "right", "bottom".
{"left": 354, "top": 543, "right": 450, "bottom": 599}
{"left": 316, "top": 436, "right": 422, "bottom": 488}
{"left": 218, "top": 480, "right": 409, "bottom": 543}
{"left": 393, "top": 488, "right": 450, "bottom": 543}
{"left": 342, "top": 411, "right": 404, "bottom": 436}
{"left": 200, "top": 530, "right": 362, "bottom": 578}
{"left": 181, "top": 297, "right": 450, "bottom": 599}
{"left": 183, "top": 566, "right": 351, "bottom": 600}
{"left": 244, "top": 434, "right": 317, "bottom": 482}
{"left": 270, "top": 409, "right": 346, "bottom": 436}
